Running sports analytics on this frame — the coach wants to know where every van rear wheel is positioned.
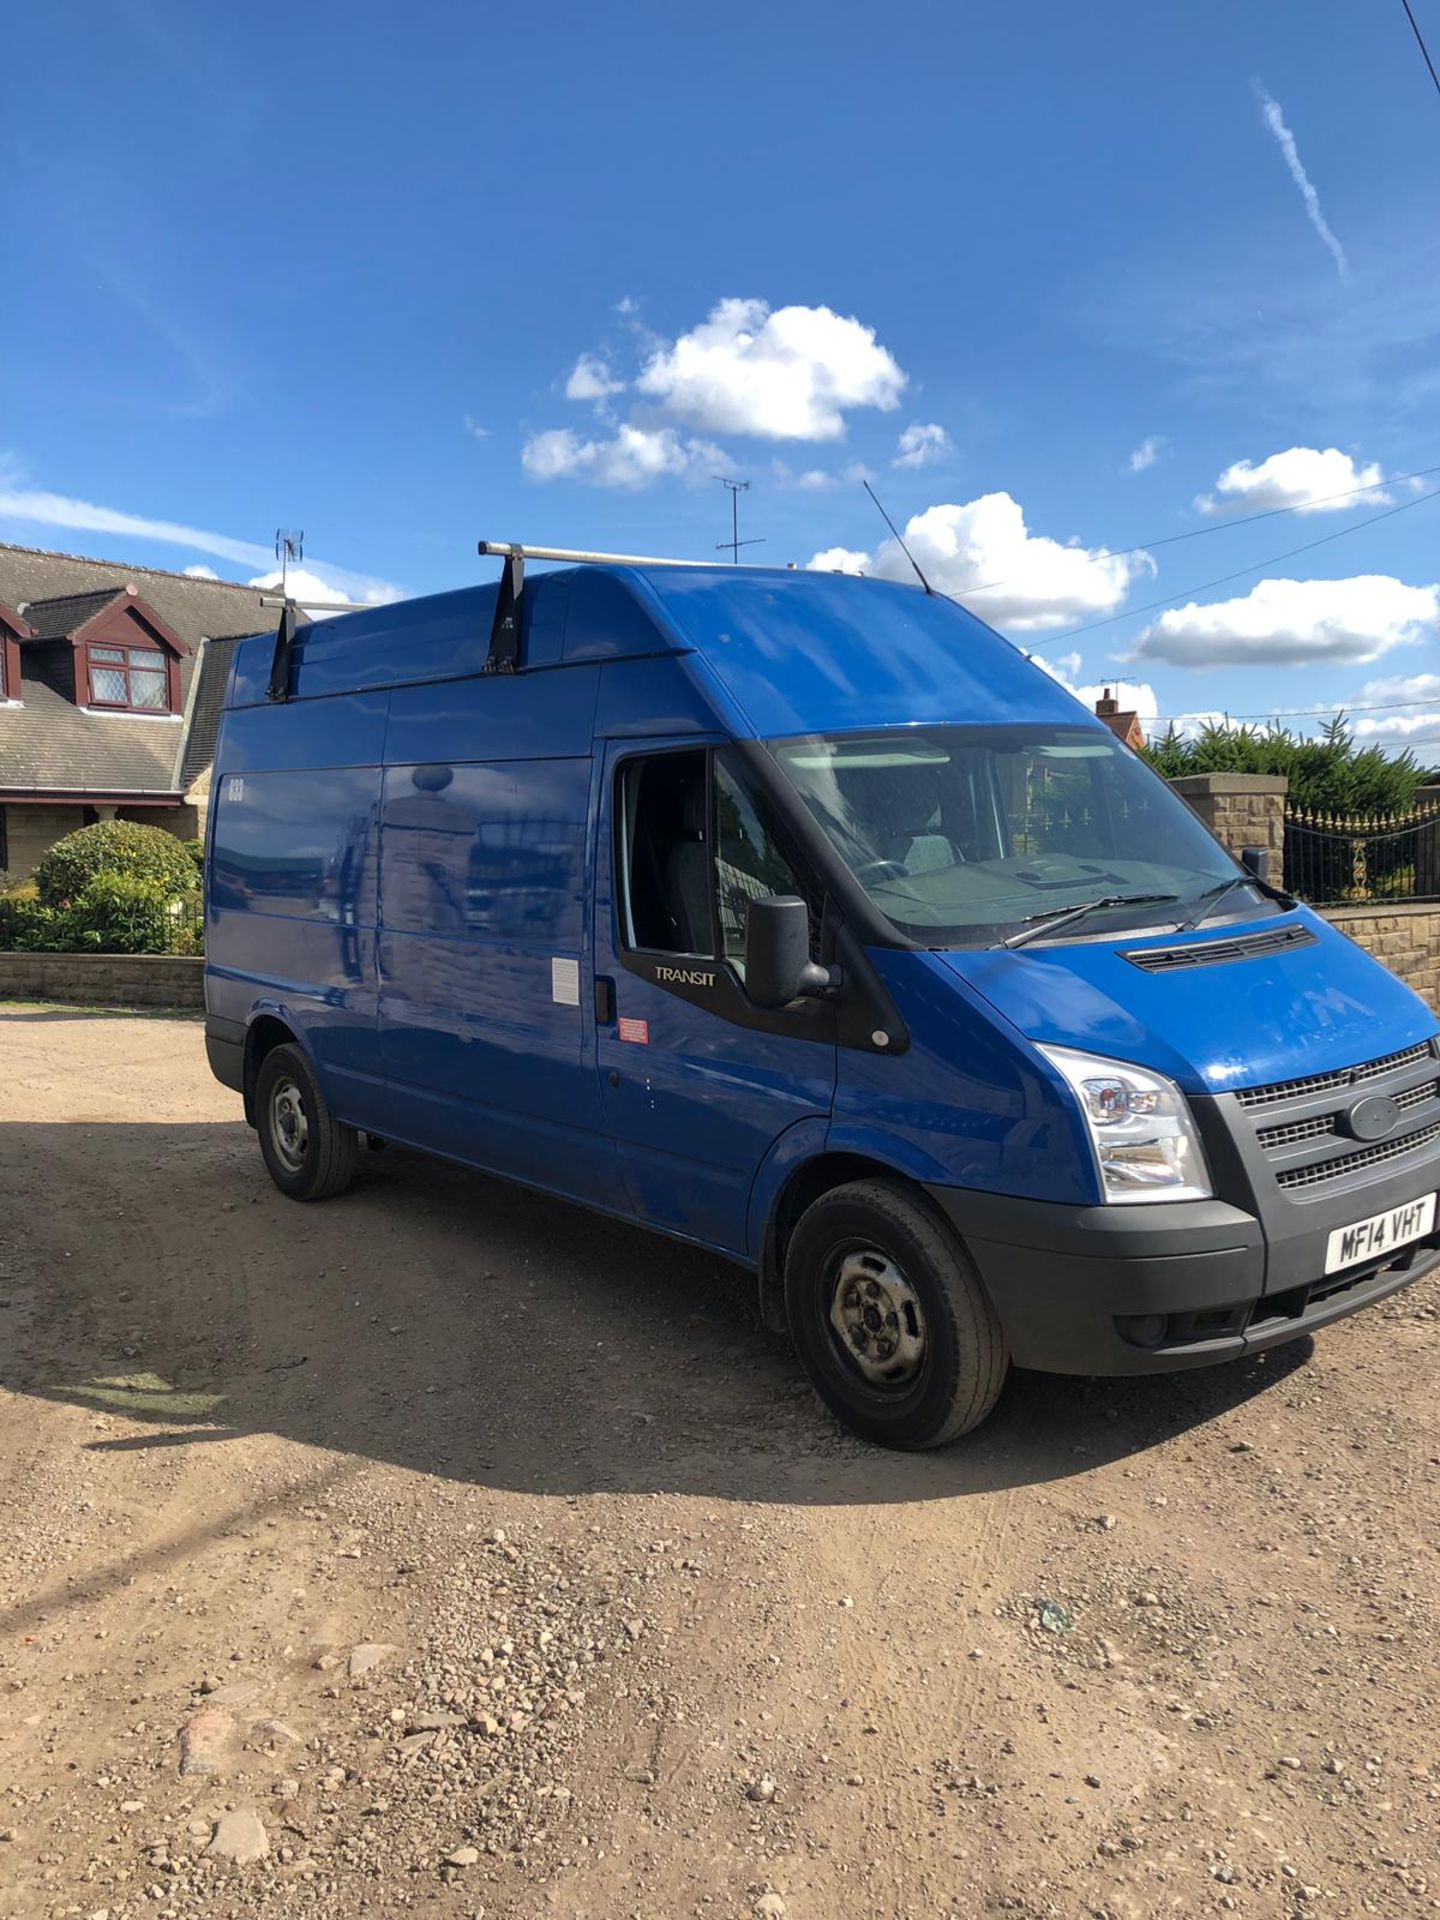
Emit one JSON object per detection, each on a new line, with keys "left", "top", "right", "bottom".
{"left": 255, "top": 1043, "right": 359, "bottom": 1201}
{"left": 783, "top": 1180, "right": 1007, "bottom": 1449}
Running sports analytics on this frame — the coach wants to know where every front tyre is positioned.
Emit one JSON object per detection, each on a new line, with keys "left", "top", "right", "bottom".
{"left": 254, "top": 1043, "right": 359, "bottom": 1202}
{"left": 783, "top": 1180, "right": 1007, "bottom": 1449}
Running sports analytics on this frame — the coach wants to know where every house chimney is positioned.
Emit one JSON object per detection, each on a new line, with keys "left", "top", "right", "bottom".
{"left": 1095, "top": 686, "right": 1119, "bottom": 718}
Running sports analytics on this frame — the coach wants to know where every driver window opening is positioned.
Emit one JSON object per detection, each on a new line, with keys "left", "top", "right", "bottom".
{"left": 618, "top": 749, "right": 815, "bottom": 965}
{"left": 619, "top": 750, "right": 715, "bottom": 956}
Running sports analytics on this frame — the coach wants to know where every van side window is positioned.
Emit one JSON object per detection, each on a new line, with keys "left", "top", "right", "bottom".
{"left": 618, "top": 749, "right": 813, "bottom": 965}
{"left": 619, "top": 750, "right": 715, "bottom": 955}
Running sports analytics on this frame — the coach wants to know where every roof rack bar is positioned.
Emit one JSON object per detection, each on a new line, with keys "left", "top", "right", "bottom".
{"left": 478, "top": 540, "right": 712, "bottom": 569}
{"left": 259, "top": 594, "right": 376, "bottom": 613}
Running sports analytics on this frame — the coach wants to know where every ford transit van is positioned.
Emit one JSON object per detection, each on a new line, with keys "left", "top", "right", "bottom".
{"left": 204, "top": 552, "right": 1440, "bottom": 1448}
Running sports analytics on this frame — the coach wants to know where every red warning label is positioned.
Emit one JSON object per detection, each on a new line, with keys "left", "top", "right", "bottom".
{"left": 618, "top": 1016, "right": 650, "bottom": 1045}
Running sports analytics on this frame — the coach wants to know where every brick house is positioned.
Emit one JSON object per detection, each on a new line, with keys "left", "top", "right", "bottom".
{"left": 0, "top": 544, "right": 275, "bottom": 879}
{"left": 1093, "top": 686, "right": 1146, "bottom": 751}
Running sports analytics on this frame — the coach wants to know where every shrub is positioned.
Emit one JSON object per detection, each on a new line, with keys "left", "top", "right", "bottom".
{"left": 66, "top": 872, "right": 174, "bottom": 953}
{"left": 32, "top": 820, "right": 199, "bottom": 909}
{"left": 0, "top": 874, "right": 203, "bottom": 954}
{"left": 180, "top": 837, "right": 205, "bottom": 879}
{"left": 2, "top": 899, "right": 71, "bottom": 951}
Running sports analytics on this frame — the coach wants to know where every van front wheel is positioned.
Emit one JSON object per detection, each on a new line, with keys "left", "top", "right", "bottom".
{"left": 255, "top": 1043, "right": 359, "bottom": 1201}
{"left": 783, "top": 1181, "right": 1007, "bottom": 1449}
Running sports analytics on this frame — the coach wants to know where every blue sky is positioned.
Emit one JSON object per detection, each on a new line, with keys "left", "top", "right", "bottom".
{"left": 5, "top": 1, "right": 1440, "bottom": 749}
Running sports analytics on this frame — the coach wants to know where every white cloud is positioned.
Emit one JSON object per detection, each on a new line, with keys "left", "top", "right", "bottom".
{"left": 808, "top": 546, "right": 870, "bottom": 573}
{"left": 807, "top": 492, "right": 1147, "bottom": 632}
{"left": 1134, "top": 575, "right": 1439, "bottom": 668}
{"left": 894, "top": 422, "right": 950, "bottom": 470}
{"left": 1033, "top": 654, "right": 1161, "bottom": 724}
{"left": 247, "top": 567, "right": 400, "bottom": 617}
{"left": 1127, "top": 435, "right": 1166, "bottom": 473}
{"left": 1350, "top": 672, "right": 1440, "bottom": 739}
{"left": 1199, "top": 445, "right": 1387, "bottom": 515}
{"left": 564, "top": 353, "right": 625, "bottom": 402}
{"left": 521, "top": 423, "right": 723, "bottom": 490}
{"left": 636, "top": 297, "right": 905, "bottom": 442}
{"left": 182, "top": 563, "right": 219, "bottom": 580}
{"left": 462, "top": 414, "right": 491, "bottom": 440}
{"left": 1256, "top": 84, "right": 1349, "bottom": 280}
{"left": 0, "top": 482, "right": 399, "bottom": 604}
{"left": 771, "top": 459, "right": 873, "bottom": 491}
{"left": 1159, "top": 711, "right": 1230, "bottom": 741}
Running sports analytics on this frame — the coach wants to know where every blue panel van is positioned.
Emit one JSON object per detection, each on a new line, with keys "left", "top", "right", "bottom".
{"left": 204, "top": 553, "right": 1440, "bottom": 1448}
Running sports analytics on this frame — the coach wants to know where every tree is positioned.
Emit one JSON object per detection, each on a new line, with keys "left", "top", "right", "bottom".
{"left": 1142, "top": 717, "right": 1427, "bottom": 817}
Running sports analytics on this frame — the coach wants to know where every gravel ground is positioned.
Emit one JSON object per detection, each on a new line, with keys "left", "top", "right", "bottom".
{"left": 1, "top": 1007, "right": 1437, "bottom": 1920}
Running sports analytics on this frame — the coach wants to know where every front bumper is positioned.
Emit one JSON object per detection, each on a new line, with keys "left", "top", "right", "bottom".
{"left": 927, "top": 1175, "right": 1440, "bottom": 1376}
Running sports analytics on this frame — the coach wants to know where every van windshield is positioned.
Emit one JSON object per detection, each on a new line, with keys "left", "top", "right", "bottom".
{"left": 770, "top": 725, "right": 1271, "bottom": 947}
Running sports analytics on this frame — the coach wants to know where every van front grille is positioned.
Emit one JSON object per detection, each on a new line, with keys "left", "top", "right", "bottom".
{"left": 1236, "top": 1042, "right": 1434, "bottom": 1112}
{"left": 1254, "top": 1077, "right": 1440, "bottom": 1152}
{"left": 1228, "top": 1041, "right": 1440, "bottom": 1202}
{"left": 1274, "top": 1122, "right": 1440, "bottom": 1191}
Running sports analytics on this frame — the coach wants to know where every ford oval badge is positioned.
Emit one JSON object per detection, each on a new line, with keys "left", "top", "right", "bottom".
{"left": 1345, "top": 1094, "right": 1401, "bottom": 1142}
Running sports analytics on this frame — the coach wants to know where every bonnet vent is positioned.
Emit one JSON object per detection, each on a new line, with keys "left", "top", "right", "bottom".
{"left": 1122, "top": 922, "right": 1317, "bottom": 973}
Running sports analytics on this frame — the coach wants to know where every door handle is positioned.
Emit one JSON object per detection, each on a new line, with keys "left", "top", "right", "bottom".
{"left": 595, "top": 975, "right": 616, "bottom": 1023}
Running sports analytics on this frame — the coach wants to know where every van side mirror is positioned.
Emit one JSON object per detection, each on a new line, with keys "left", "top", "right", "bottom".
{"left": 745, "top": 895, "right": 832, "bottom": 1008}
{"left": 1241, "top": 846, "right": 1270, "bottom": 883}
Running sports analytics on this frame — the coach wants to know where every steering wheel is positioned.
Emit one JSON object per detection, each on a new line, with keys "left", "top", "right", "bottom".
{"left": 853, "top": 858, "right": 910, "bottom": 884}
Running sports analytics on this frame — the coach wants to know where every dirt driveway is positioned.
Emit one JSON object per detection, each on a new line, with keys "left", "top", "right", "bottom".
{"left": 1, "top": 1008, "right": 1437, "bottom": 1920}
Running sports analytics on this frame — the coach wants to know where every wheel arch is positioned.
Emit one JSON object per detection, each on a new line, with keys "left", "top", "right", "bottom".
{"left": 242, "top": 1010, "right": 303, "bottom": 1126}
{"left": 756, "top": 1147, "right": 944, "bottom": 1333}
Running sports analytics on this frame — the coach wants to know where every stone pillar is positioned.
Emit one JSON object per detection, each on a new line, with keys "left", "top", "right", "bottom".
{"left": 1167, "top": 773, "right": 1288, "bottom": 889}
{"left": 1414, "top": 785, "right": 1440, "bottom": 901}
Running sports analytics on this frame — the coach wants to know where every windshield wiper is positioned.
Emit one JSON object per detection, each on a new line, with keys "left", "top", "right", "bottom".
{"left": 1176, "top": 875, "right": 1256, "bottom": 931}
{"left": 1000, "top": 892, "right": 1180, "bottom": 950}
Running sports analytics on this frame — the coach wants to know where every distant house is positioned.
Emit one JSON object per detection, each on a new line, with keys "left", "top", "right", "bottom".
{"left": 1093, "top": 686, "right": 1145, "bottom": 752}
{"left": 0, "top": 544, "right": 274, "bottom": 879}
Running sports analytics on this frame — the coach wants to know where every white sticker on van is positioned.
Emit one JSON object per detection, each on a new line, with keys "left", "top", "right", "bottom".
{"left": 551, "top": 956, "right": 580, "bottom": 1007}
{"left": 225, "top": 775, "right": 245, "bottom": 803}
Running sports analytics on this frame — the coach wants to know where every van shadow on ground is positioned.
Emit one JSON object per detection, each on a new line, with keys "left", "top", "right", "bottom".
{"left": 2, "top": 1120, "right": 1316, "bottom": 1508}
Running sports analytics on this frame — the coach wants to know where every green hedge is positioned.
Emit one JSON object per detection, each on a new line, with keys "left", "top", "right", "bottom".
{"left": 32, "top": 820, "right": 200, "bottom": 909}
{"left": 0, "top": 875, "right": 203, "bottom": 955}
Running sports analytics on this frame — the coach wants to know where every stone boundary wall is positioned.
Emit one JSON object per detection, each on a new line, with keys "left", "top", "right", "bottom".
{"left": 1322, "top": 904, "right": 1440, "bottom": 1011}
{"left": 0, "top": 952, "right": 203, "bottom": 1009}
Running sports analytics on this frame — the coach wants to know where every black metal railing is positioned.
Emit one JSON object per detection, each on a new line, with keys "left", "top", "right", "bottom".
{"left": 1284, "top": 805, "right": 1440, "bottom": 905}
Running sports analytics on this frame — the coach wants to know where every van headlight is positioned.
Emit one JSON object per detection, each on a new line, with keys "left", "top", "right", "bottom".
{"left": 1037, "top": 1045, "right": 1212, "bottom": 1204}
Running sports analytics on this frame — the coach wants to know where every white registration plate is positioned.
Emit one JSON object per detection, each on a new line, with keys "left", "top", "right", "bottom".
{"left": 1324, "top": 1192, "right": 1437, "bottom": 1274}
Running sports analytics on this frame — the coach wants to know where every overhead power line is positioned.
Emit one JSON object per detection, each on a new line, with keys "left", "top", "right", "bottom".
{"left": 1167, "top": 694, "right": 1440, "bottom": 722}
{"left": 1026, "top": 482, "right": 1440, "bottom": 651}
{"left": 1400, "top": 0, "right": 1440, "bottom": 101}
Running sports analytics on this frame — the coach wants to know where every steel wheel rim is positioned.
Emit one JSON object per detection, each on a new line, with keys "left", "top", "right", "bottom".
{"left": 270, "top": 1078, "right": 310, "bottom": 1172}
{"left": 826, "top": 1246, "right": 927, "bottom": 1392}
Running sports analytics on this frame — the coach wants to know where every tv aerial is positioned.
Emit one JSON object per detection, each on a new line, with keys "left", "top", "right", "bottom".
{"left": 715, "top": 478, "right": 764, "bottom": 565}
{"left": 275, "top": 529, "right": 304, "bottom": 592}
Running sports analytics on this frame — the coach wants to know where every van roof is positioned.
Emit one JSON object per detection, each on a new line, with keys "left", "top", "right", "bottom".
{"left": 225, "top": 562, "right": 1098, "bottom": 739}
